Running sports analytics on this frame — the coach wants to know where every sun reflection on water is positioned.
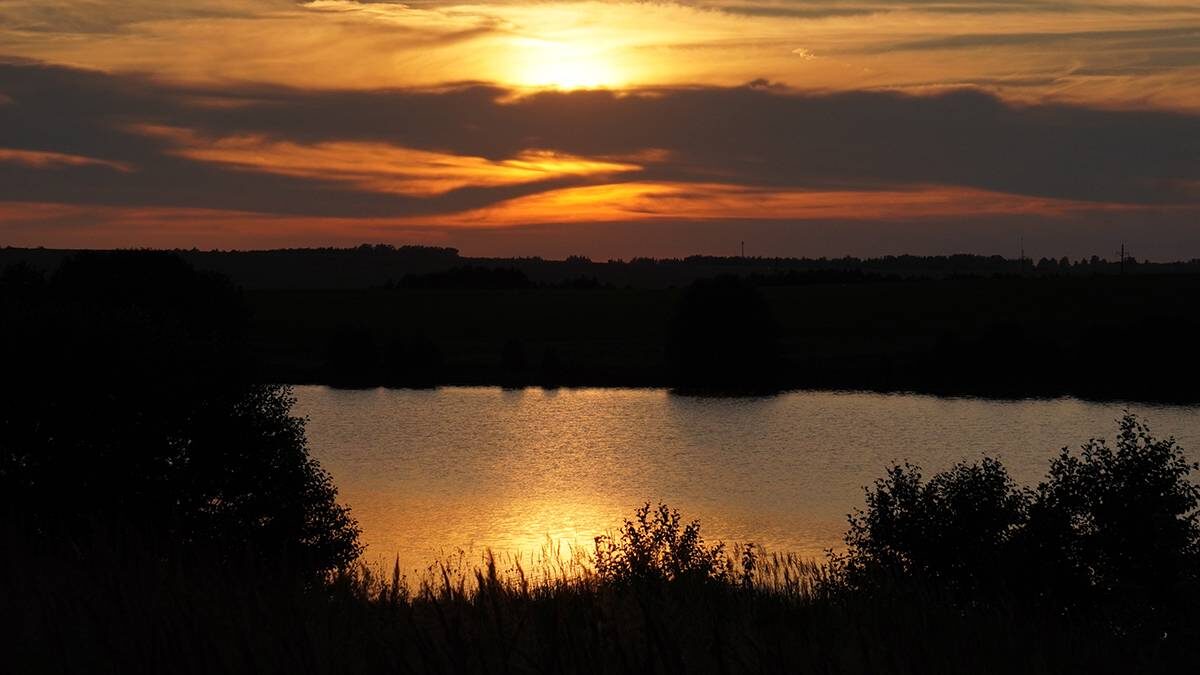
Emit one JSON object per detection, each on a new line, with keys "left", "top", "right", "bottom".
{"left": 295, "top": 386, "right": 1200, "bottom": 576}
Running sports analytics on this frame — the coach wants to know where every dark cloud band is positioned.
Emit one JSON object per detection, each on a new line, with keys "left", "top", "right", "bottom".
{"left": 1, "top": 59, "right": 1197, "bottom": 219}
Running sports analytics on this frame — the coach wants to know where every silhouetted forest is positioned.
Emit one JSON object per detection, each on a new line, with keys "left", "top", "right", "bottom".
{"left": 5, "top": 246, "right": 1199, "bottom": 399}
{"left": 274, "top": 272, "right": 1200, "bottom": 399}
{"left": 5, "top": 244, "right": 1200, "bottom": 290}
{"left": 3, "top": 251, "right": 1200, "bottom": 672}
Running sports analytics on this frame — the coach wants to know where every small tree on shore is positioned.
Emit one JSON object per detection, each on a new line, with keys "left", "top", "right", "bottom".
{"left": 594, "top": 503, "right": 729, "bottom": 585}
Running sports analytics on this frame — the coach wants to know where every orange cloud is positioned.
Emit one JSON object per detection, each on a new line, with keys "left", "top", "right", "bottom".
{"left": 134, "top": 125, "right": 642, "bottom": 196}
{"left": 439, "top": 182, "right": 1156, "bottom": 227}
{"left": 0, "top": 148, "right": 134, "bottom": 173}
{"left": 1, "top": 0, "right": 1197, "bottom": 110}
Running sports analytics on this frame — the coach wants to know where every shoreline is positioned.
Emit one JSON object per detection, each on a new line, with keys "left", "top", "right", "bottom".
{"left": 279, "top": 378, "right": 1200, "bottom": 407}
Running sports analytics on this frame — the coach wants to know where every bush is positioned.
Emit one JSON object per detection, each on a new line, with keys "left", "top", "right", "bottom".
{"left": 1027, "top": 414, "right": 1200, "bottom": 619}
{"left": 839, "top": 414, "right": 1200, "bottom": 631}
{"left": 840, "top": 457, "right": 1027, "bottom": 598}
{"left": 594, "top": 503, "right": 730, "bottom": 585}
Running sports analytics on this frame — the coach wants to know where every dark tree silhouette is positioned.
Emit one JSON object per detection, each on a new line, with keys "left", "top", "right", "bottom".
{"left": 501, "top": 337, "right": 527, "bottom": 381}
{"left": 1026, "top": 415, "right": 1200, "bottom": 623}
{"left": 594, "top": 503, "right": 729, "bottom": 585}
{"left": 841, "top": 457, "right": 1027, "bottom": 598}
{"left": 667, "top": 275, "right": 782, "bottom": 391}
{"left": 839, "top": 414, "right": 1199, "bottom": 633}
{"left": 541, "top": 345, "right": 565, "bottom": 386}
{"left": 0, "top": 252, "right": 360, "bottom": 577}
{"left": 383, "top": 332, "right": 444, "bottom": 388}
{"left": 324, "top": 325, "right": 380, "bottom": 387}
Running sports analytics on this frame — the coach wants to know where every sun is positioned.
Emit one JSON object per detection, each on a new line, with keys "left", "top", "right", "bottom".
{"left": 510, "top": 37, "right": 622, "bottom": 90}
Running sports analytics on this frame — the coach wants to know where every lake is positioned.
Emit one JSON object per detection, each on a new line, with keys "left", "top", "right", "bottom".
{"left": 295, "top": 386, "right": 1200, "bottom": 571}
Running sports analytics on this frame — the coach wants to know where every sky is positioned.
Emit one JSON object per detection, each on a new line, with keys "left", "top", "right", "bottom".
{"left": 0, "top": 1, "right": 1197, "bottom": 258}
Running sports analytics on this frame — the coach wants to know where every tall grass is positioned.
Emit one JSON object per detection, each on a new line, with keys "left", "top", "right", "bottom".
{"left": 7, "top": 517, "right": 1195, "bottom": 675}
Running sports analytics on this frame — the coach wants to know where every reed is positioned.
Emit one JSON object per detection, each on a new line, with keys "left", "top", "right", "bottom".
{"left": 7, "top": 517, "right": 1195, "bottom": 675}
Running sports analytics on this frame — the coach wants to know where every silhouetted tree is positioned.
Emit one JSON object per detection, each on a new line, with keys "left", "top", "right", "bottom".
{"left": 841, "top": 457, "right": 1027, "bottom": 598}
{"left": 541, "top": 345, "right": 564, "bottom": 386}
{"left": 501, "top": 338, "right": 527, "bottom": 379}
{"left": 1026, "top": 414, "right": 1200, "bottom": 624}
{"left": 324, "top": 325, "right": 380, "bottom": 387}
{"left": 382, "top": 332, "right": 444, "bottom": 388}
{"left": 594, "top": 503, "right": 729, "bottom": 585}
{"left": 667, "top": 276, "right": 782, "bottom": 391}
{"left": 0, "top": 252, "right": 360, "bottom": 577}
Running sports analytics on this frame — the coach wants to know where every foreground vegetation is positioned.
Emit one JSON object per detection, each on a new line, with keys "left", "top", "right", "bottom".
{"left": 3, "top": 251, "right": 1198, "bottom": 673}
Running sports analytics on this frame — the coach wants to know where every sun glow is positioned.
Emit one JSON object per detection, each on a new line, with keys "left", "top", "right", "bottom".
{"left": 510, "top": 37, "right": 623, "bottom": 89}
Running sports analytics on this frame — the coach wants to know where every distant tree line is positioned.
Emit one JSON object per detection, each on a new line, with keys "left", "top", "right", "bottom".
{"left": 6, "top": 246, "right": 1200, "bottom": 291}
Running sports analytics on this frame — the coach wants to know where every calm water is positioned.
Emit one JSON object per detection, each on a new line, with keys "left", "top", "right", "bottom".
{"left": 294, "top": 386, "right": 1200, "bottom": 569}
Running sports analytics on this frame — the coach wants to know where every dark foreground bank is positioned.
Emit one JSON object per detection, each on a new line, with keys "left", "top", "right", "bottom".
{"left": 7, "top": 530, "right": 1196, "bottom": 675}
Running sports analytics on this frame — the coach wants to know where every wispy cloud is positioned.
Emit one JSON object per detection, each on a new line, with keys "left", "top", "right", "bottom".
{"left": 1, "top": 0, "right": 1196, "bottom": 108}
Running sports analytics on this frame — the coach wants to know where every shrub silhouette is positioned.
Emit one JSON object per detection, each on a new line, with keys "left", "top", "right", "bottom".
{"left": 840, "top": 414, "right": 1199, "bottom": 628}
{"left": 841, "top": 457, "right": 1027, "bottom": 598}
{"left": 0, "top": 252, "right": 360, "bottom": 577}
{"left": 594, "top": 502, "right": 729, "bottom": 584}
{"left": 1026, "top": 414, "right": 1200, "bottom": 621}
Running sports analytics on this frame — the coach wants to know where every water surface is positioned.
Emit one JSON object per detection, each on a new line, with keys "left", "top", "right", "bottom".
{"left": 295, "top": 386, "right": 1200, "bottom": 569}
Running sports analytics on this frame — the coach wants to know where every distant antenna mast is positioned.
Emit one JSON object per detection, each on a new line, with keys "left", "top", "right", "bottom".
{"left": 1119, "top": 243, "right": 1128, "bottom": 275}
{"left": 1019, "top": 236, "right": 1025, "bottom": 272}
{"left": 741, "top": 240, "right": 745, "bottom": 259}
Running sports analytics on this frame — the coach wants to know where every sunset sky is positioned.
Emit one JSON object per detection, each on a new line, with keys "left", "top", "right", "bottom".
{"left": 1, "top": 1, "right": 1197, "bottom": 258}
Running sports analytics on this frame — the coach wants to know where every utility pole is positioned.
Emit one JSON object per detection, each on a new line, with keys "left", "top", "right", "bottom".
{"left": 1119, "top": 243, "right": 1127, "bottom": 275}
{"left": 741, "top": 240, "right": 745, "bottom": 259}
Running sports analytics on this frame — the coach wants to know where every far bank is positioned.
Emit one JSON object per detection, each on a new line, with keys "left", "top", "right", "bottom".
{"left": 247, "top": 274, "right": 1200, "bottom": 402}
